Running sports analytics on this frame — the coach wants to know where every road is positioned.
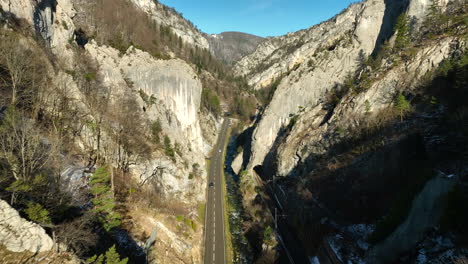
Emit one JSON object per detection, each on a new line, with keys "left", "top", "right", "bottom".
{"left": 204, "top": 118, "right": 230, "bottom": 264}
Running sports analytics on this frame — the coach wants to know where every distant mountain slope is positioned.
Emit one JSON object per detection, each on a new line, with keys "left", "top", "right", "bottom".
{"left": 207, "top": 32, "right": 265, "bottom": 65}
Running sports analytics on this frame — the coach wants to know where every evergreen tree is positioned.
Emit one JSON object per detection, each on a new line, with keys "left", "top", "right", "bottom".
{"left": 105, "top": 245, "right": 128, "bottom": 264}
{"left": 425, "top": 0, "right": 444, "bottom": 33}
{"left": 395, "top": 93, "right": 411, "bottom": 121}
{"left": 90, "top": 166, "right": 121, "bottom": 232}
{"left": 394, "top": 14, "right": 410, "bottom": 51}
{"left": 24, "top": 201, "right": 51, "bottom": 225}
{"left": 87, "top": 245, "right": 128, "bottom": 264}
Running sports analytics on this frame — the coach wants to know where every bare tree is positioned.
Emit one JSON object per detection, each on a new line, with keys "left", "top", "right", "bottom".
{"left": 55, "top": 213, "right": 98, "bottom": 256}
{"left": 0, "top": 108, "right": 53, "bottom": 181}
{"left": 0, "top": 31, "right": 44, "bottom": 107}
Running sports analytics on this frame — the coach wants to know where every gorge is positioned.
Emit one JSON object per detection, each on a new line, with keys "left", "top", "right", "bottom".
{"left": 0, "top": 0, "right": 467, "bottom": 263}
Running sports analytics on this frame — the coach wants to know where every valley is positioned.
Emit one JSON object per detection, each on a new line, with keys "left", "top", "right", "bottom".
{"left": 0, "top": 0, "right": 467, "bottom": 264}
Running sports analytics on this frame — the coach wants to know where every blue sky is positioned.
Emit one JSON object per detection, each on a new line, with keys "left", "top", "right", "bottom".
{"left": 158, "top": 0, "right": 357, "bottom": 37}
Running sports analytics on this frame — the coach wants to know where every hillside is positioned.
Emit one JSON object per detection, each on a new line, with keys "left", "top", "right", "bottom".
{"left": 207, "top": 32, "right": 265, "bottom": 65}
{"left": 0, "top": 0, "right": 254, "bottom": 263}
{"left": 0, "top": 0, "right": 467, "bottom": 263}
{"left": 231, "top": 0, "right": 468, "bottom": 262}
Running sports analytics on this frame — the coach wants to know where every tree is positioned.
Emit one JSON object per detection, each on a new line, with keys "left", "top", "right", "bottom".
{"left": 394, "top": 93, "right": 411, "bottom": 121}
{"left": 0, "top": 107, "right": 52, "bottom": 182}
{"left": 394, "top": 14, "right": 410, "bottom": 51}
{"left": 0, "top": 31, "right": 45, "bottom": 107}
{"left": 24, "top": 201, "right": 52, "bottom": 225}
{"left": 151, "top": 119, "right": 162, "bottom": 144}
{"left": 90, "top": 166, "right": 122, "bottom": 232}
{"left": 87, "top": 245, "right": 128, "bottom": 264}
{"left": 164, "top": 135, "right": 175, "bottom": 160}
{"left": 56, "top": 213, "right": 98, "bottom": 256}
{"left": 425, "top": 0, "right": 446, "bottom": 34}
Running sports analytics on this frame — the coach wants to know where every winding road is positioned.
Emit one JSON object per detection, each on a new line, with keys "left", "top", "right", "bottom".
{"left": 204, "top": 118, "right": 230, "bottom": 264}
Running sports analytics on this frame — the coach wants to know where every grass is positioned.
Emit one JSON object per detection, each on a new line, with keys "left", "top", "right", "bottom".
{"left": 221, "top": 126, "right": 234, "bottom": 264}
{"left": 197, "top": 203, "right": 206, "bottom": 223}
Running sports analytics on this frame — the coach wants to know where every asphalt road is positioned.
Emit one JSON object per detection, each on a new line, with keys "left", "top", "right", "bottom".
{"left": 204, "top": 118, "right": 230, "bottom": 264}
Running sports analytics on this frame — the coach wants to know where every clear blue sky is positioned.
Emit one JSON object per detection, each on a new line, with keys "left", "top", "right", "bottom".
{"left": 158, "top": 0, "right": 357, "bottom": 37}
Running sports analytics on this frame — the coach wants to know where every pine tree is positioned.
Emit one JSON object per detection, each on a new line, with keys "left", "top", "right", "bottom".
{"left": 24, "top": 202, "right": 51, "bottom": 225}
{"left": 394, "top": 14, "right": 410, "bottom": 51}
{"left": 105, "top": 245, "right": 128, "bottom": 264}
{"left": 426, "top": 0, "right": 443, "bottom": 33}
{"left": 395, "top": 93, "right": 411, "bottom": 121}
{"left": 90, "top": 166, "right": 121, "bottom": 232}
{"left": 86, "top": 245, "right": 128, "bottom": 264}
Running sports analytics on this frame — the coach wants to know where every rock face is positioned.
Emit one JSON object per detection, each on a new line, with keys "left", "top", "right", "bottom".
{"left": 366, "top": 176, "right": 456, "bottom": 263}
{"left": 207, "top": 32, "right": 264, "bottom": 65}
{"left": 274, "top": 37, "right": 459, "bottom": 178}
{"left": 129, "top": 0, "right": 210, "bottom": 50}
{"left": 85, "top": 42, "right": 208, "bottom": 201}
{"left": 0, "top": 0, "right": 76, "bottom": 65}
{"left": 239, "top": 0, "right": 391, "bottom": 172}
{"left": 237, "top": 0, "right": 460, "bottom": 176}
{"left": 0, "top": 200, "right": 53, "bottom": 253}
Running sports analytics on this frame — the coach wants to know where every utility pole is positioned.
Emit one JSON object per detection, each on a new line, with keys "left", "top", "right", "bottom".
{"left": 275, "top": 208, "right": 278, "bottom": 230}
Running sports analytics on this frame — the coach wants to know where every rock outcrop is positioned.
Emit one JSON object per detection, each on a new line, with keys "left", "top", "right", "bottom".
{"left": 239, "top": 0, "right": 392, "bottom": 173}
{"left": 366, "top": 176, "right": 456, "bottom": 263}
{"left": 84, "top": 42, "right": 208, "bottom": 201}
{"left": 129, "top": 0, "right": 210, "bottom": 50}
{"left": 274, "top": 37, "right": 460, "bottom": 177}
{"left": 237, "top": 0, "right": 461, "bottom": 177}
{"left": 0, "top": 200, "right": 53, "bottom": 253}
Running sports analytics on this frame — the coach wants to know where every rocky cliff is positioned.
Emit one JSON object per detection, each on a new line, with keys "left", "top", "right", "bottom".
{"left": 237, "top": 0, "right": 463, "bottom": 176}
{"left": 238, "top": 0, "right": 399, "bottom": 173}
{"left": 0, "top": 199, "right": 53, "bottom": 253}
{"left": 234, "top": 0, "right": 467, "bottom": 262}
{"left": 0, "top": 0, "right": 222, "bottom": 262}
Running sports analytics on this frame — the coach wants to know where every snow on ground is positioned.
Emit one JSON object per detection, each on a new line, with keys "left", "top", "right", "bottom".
{"left": 328, "top": 234, "right": 366, "bottom": 264}
{"left": 346, "top": 224, "right": 374, "bottom": 250}
{"left": 309, "top": 256, "right": 320, "bottom": 264}
{"left": 416, "top": 249, "right": 427, "bottom": 264}
{"left": 328, "top": 234, "right": 344, "bottom": 262}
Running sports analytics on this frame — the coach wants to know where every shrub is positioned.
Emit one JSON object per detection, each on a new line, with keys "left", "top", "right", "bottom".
{"left": 164, "top": 135, "right": 175, "bottom": 160}
{"left": 25, "top": 202, "right": 51, "bottom": 225}
{"left": 201, "top": 88, "right": 221, "bottom": 116}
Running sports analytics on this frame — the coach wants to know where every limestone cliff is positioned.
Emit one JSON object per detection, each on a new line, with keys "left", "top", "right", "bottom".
{"left": 233, "top": 0, "right": 467, "bottom": 261}
{"left": 237, "top": 0, "right": 463, "bottom": 176}
{"left": 0, "top": 199, "right": 53, "bottom": 253}
{"left": 0, "top": 0, "right": 220, "bottom": 262}
{"left": 239, "top": 0, "right": 395, "bottom": 173}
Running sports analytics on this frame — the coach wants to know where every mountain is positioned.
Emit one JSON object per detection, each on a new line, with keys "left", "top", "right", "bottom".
{"left": 0, "top": 0, "right": 247, "bottom": 262}
{"left": 207, "top": 31, "right": 265, "bottom": 65}
{"left": 0, "top": 0, "right": 467, "bottom": 263}
{"left": 232, "top": 0, "right": 467, "bottom": 262}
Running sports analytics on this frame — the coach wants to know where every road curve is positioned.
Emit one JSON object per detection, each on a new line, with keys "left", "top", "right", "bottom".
{"left": 204, "top": 118, "right": 229, "bottom": 264}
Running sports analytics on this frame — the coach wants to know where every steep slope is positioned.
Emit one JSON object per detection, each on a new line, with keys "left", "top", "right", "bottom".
{"left": 233, "top": 0, "right": 467, "bottom": 262}
{"left": 207, "top": 31, "right": 264, "bottom": 65}
{"left": 240, "top": 0, "right": 402, "bottom": 177}
{"left": 0, "top": 0, "right": 225, "bottom": 263}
